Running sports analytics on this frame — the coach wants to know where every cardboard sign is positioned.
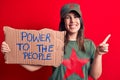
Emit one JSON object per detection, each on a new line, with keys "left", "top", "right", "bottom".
{"left": 3, "top": 26, "right": 65, "bottom": 67}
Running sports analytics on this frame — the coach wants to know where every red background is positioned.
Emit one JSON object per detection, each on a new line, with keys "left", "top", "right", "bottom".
{"left": 0, "top": 0, "right": 120, "bottom": 80}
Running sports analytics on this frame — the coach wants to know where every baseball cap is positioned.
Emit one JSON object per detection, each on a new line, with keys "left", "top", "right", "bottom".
{"left": 60, "top": 3, "right": 82, "bottom": 18}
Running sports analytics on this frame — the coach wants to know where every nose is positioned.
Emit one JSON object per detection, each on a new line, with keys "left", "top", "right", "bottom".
{"left": 70, "top": 17, "right": 75, "bottom": 23}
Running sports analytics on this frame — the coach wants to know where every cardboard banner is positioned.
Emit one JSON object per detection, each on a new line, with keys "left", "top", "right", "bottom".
{"left": 3, "top": 26, "right": 65, "bottom": 67}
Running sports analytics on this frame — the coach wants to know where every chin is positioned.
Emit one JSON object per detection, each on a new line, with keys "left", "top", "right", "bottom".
{"left": 69, "top": 31, "right": 78, "bottom": 34}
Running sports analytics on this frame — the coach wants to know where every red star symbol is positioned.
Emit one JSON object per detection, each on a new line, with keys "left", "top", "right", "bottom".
{"left": 62, "top": 48, "right": 89, "bottom": 80}
{"left": 69, "top": 4, "right": 74, "bottom": 9}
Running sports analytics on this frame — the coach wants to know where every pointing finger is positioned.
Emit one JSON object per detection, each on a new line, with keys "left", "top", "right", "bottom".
{"left": 102, "top": 34, "right": 111, "bottom": 44}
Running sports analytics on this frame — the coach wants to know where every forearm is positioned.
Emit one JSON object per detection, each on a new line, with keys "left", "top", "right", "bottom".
{"left": 21, "top": 65, "right": 43, "bottom": 72}
{"left": 90, "top": 52, "right": 102, "bottom": 79}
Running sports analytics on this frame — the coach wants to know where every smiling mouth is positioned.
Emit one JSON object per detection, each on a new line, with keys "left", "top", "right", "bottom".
{"left": 69, "top": 24, "right": 77, "bottom": 29}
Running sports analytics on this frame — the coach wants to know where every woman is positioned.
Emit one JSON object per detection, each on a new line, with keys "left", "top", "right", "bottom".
{"left": 1, "top": 3, "right": 110, "bottom": 80}
{"left": 50, "top": 3, "right": 110, "bottom": 80}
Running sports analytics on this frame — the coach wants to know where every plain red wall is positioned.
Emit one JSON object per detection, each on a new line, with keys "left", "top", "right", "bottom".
{"left": 0, "top": 0, "right": 120, "bottom": 80}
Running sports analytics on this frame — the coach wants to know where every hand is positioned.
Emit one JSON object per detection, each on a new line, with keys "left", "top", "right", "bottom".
{"left": 1, "top": 41, "right": 11, "bottom": 54}
{"left": 97, "top": 34, "right": 111, "bottom": 55}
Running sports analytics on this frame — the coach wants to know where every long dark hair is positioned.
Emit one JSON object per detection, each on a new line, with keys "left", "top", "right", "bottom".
{"left": 59, "top": 11, "right": 85, "bottom": 52}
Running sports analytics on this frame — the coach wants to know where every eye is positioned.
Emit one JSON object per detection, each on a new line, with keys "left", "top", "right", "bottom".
{"left": 64, "top": 15, "right": 70, "bottom": 19}
{"left": 74, "top": 14, "right": 79, "bottom": 18}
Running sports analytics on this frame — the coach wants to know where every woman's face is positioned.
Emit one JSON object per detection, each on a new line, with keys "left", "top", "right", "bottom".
{"left": 64, "top": 12, "right": 80, "bottom": 34}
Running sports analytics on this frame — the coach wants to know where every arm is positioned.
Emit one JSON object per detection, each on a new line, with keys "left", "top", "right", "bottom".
{"left": 1, "top": 41, "right": 42, "bottom": 72}
{"left": 21, "top": 65, "right": 42, "bottom": 72}
{"left": 90, "top": 34, "right": 111, "bottom": 79}
{"left": 90, "top": 50, "right": 103, "bottom": 80}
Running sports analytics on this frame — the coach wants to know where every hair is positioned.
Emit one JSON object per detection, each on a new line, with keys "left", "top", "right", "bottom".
{"left": 59, "top": 11, "right": 86, "bottom": 52}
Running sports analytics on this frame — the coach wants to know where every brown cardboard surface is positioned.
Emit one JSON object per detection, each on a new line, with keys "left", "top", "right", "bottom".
{"left": 3, "top": 26, "right": 65, "bottom": 67}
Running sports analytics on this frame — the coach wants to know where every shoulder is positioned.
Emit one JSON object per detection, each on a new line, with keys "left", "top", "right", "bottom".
{"left": 84, "top": 38, "right": 96, "bottom": 49}
{"left": 84, "top": 38, "right": 94, "bottom": 44}
{"left": 84, "top": 38, "right": 96, "bottom": 54}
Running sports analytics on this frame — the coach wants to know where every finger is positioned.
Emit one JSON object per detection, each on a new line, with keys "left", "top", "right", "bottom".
{"left": 2, "top": 41, "right": 7, "bottom": 45}
{"left": 104, "top": 44, "right": 109, "bottom": 47}
{"left": 1, "top": 50, "right": 8, "bottom": 53}
{"left": 98, "top": 48, "right": 108, "bottom": 53}
{"left": 103, "top": 46, "right": 108, "bottom": 50}
{"left": 2, "top": 42, "right": 8, "bottom": 46}
{"left": 103, "top": 50, "right": 108, "bottom": 52}
{"left": 1, "top": 41, "right": 10, "bottom": 50}
{"left": 1, "top": 47, "right": 10, "bottom": 51}
{"left": 102, "top": 34, "right": 111, "bottom": 44}
{"left": 2, "top": 44, "right": 8, "bottom": 48}
{"left": 1, "top": 48, "right": 11, "bottom": 53}
{"left": 98, "top": 44, "right": 109, "bottom": 52}
{"left": 2, "top": 42, "right": 7, "bottom": 48}
{"left": 100, "top": 43, "right": 109, "bottom": 46}
{"left": 1, "top": 44, "right": 11, "bottom": 53}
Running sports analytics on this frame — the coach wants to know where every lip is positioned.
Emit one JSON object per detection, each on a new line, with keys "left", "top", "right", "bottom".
{"left": 69, "top": 26, "right": 76, "bottom": 29}
{"left": 69, "top": 24, "right": 77, "bottom": 29}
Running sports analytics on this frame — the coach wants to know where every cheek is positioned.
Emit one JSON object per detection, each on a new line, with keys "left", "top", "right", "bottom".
{"left": 77, "top": 19, "right": 80, "bottom": 24}
{"left": 64, "top": 20, "right": 69, "bottom": 28}
{"left": 65, "top": 25, "right": 68, "bottom": 30}
{"left": 64, "top": 18, "right": 71, "bottom": 23}
{"left": 77, "top": 23, "right": 81, "bottom": 31}
{"left": 78, "top": 20, "right": 81, "bottom": 27}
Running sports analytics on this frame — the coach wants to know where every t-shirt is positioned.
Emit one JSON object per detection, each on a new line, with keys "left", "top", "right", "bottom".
{"left": 49, "top": 39, "right": 96, "bottom": 80}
